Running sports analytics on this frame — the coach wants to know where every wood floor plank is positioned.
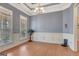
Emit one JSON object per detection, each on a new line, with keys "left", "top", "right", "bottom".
{"left": 1, "top": 42, "right": 79, "bottom": 56}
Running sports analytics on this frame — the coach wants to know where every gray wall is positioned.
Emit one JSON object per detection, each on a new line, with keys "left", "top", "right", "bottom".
{"left": 31, "top": 11, "right": 63, "bottom": 33}
{"left": 31, "top": 5, "right": 73, "bottom": 33}
{"left": 63, "top": 5, "right": 73, "bottom": 34}
{"left": 0, "top": 3, "right": 73, "bottom": 34}
{"left": 0, "top": 3, "right": 30, "bottom": 33}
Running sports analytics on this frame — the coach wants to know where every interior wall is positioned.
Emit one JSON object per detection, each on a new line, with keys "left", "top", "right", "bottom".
{"left": 0, "top": 3, "right": 30, "bottom": 33}
{"left": 30, "top": 5, "right": 73, "bottom": 33}
{"left": 31, "top": 11, "right": 63, "bottom": 33}
{"left": 0, "top": 3, "right": 75, "bottom": 51}
{"left": 30, "top": 5, "right": 73, "bottom": 34}
{"left": 62, "top": 5, "right": 75, "bottom": 51}
{"left": 31, "top": 5, "right": 74, "bottom": 51}
{"left": 63, "top": 5, "right": 73, "bottom": 34}
{"left": 0, "top": 3, "right": 30, "bottom": 52}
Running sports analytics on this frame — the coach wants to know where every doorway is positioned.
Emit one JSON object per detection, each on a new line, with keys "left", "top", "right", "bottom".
{"left": 73, "top": 4, "right": 79, "bottom": 52}
{"left": 76, "top": 6, "right": 79, "bottom": 51}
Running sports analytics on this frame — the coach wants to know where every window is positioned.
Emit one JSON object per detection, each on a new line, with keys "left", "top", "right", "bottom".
{"left": 20, "top": 15, "right": 27, "bottom": 40}
{"left": 0, "top": 6, "right": 13, "bottom": 46}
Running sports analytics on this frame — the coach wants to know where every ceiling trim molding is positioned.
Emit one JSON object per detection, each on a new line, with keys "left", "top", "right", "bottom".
{"left": 24, "top": 3, "right": 60, "bottom": 10}
{"left": 23, "top": 3, "right": 32, "bottom": 10}
{"left": 40, "top": 3, "right": 60, "bottom": 7}
{"left": 9, "top": 3, "right": 72, "bottom": 16}
{"left": 0, "top": 6, "right": 12, "bottom": 15}
{"left": 9, "top": 3, "right": 32, "bottom": 16}
{"left": 32, "top": 3, "right": 72, "bottom": 15}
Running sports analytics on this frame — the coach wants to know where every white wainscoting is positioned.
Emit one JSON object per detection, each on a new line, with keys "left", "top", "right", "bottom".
{"left": 32, "top": 32, "right": 63, "bottom": 44}
{"left": 32, "top": 32, "right": 75, "bottom": 51}
{"left": 63, "top": 33, "right": 75, "bottom": 51}
{"left": 0, "top": 32, "right": 75, "bottom": 52}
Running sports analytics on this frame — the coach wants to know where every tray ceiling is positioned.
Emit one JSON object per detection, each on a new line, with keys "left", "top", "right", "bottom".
{"left": 9, "top": 3, "right": 72, "bottom": 16}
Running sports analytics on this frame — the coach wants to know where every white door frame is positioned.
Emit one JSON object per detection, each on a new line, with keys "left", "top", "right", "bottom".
{"left": 73, "top": 4, "right": 79, "bottom": 51}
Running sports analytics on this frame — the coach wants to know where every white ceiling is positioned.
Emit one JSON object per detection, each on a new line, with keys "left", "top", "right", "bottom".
{"left": 9, "top": 3, "right": 72, "bottom": 16}
{"left": 25, "top": 3, "right": 59, "bottom": 9}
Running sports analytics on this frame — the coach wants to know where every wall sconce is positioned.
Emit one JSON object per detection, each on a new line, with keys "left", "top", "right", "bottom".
{"left": 65, "top": 24, "right": 68, "bottom": 29}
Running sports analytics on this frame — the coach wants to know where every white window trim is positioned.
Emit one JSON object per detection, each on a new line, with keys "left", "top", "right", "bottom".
{"left": 0, "top": 6, "right": 13, "bottom": 46}
{"left": 20, "top": 15, "right": 27, "bottom": 40}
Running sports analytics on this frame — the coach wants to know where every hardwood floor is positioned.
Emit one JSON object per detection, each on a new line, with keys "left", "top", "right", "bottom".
{"left": 2, "top": 42, "right": 79, "bottom": 56}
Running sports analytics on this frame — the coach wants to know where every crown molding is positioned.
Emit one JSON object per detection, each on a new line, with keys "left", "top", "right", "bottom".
{"left": 9, "top": 3, "right": 72, "bottom": 16}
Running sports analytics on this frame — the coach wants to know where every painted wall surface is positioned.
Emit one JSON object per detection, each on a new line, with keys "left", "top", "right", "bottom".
{"left": 63, "top": 5, "right": 73, "bottom": 34}
{"left": 63, "top": 5, "right": 75, "bottom": 51}
{"left": 31, "top": 5, "right": 74, "bottom": 51}
{"left": 0, "top": 3, "right": 75, "bottom": 51}
{"left": 31, "top": 5, "right": 73, "bottom": 34}
{"left": 0, "top": 3, "right": 73, "bottom": 34}
{"left": 31, "top": 11, "right": 63, "bottom": 33}
{"left": 0, "top": 3, "right": 30, "bottom": 33}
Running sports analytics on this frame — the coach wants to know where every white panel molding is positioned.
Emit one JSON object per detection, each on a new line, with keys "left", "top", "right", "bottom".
{"left": 32, "top": 32, "right": 63, "bottom": 44}
{"left": 32, "top": 32, "right": 75, "bottom": 51}
{"left": 63, "top": 33, "right": 75, "bottom": 51}
{"left": 0, "top": 32, "right": 75, "bottom": 52}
